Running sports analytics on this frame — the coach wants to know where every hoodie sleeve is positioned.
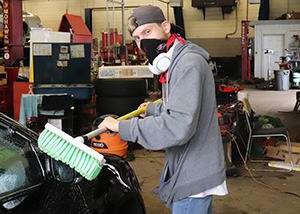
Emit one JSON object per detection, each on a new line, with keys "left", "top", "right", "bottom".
{"left": 145, "top": 101, "right": 164, "bottom": 116}
{"left": 119, "top": 52, "right": 209, "bottom": 150}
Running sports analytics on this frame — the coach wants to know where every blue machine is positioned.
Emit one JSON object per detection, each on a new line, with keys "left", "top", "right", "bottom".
{"left": 33, "top": 43, "right": 93, "bottom": 99}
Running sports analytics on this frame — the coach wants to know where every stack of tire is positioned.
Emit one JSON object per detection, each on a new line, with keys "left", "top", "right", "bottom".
{"left": 94, "top": 79, "right": 148, "bottom": 116}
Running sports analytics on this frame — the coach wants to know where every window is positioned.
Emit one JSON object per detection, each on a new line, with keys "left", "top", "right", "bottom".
{"left": 0, "top": 124, "right": 44, "bottom": 199}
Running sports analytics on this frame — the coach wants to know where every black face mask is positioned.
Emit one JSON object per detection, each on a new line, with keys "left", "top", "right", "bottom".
{"left": 140, "top": 39, "right": 167, "bottom": 64}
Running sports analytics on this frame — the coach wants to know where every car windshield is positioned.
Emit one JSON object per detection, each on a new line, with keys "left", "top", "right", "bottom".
{"left": 0, "top": 124, "right": 44, "bottom": 200}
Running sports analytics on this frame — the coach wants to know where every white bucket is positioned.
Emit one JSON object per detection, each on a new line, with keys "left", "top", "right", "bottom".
{"left": 237, "top": 90, "right": 248, "bottom": 101}
{"left": 293, "top": 72, "right": 300, "bottom": 87}
{"left": 274, "top": 70, "right": 290, "bottom": 91}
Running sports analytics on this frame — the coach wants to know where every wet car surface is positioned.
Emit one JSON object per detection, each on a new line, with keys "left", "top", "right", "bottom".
{"left": 0, "top": 113, "right": 145, "bottom": 214}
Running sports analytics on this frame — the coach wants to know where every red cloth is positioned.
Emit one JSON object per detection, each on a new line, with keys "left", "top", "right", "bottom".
{"left": 159, "top": 34, "right": 185, "bottom": 84}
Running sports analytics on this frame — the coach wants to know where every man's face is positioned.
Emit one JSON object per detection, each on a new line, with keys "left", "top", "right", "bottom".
{"left": 132, "top": 21, "right": 171, "bottom": 49}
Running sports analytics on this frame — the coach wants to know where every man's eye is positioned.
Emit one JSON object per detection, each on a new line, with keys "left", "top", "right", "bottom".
{"left": 135, "top": 37, "right": 140, "bottom": 41}
{"left": 145, "top": 30, "right": 150, "bottom": 34}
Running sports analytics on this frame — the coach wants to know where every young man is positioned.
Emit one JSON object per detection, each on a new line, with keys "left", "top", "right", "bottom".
{"left": 99, "top": 5, "right": 227, "bottom": 214}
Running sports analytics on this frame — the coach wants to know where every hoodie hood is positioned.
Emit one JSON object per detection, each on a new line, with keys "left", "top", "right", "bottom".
{"left": 173, "top": 40, "right": 210, "bottom": 62}
{"left": 167, "top": 40, "right": 210, "bottom": 81}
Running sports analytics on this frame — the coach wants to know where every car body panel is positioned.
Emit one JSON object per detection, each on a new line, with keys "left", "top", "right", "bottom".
{"left": 0, "top": 113, "right": 145, "bottom": 214}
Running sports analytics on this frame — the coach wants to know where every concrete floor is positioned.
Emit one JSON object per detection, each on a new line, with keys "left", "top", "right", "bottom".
{"left": 129, "top": 85, "right": 300, "bottom": 214}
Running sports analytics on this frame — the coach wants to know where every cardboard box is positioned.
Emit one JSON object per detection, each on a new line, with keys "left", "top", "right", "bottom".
{"left": 266, "top": 142, "right": 300, "bottom": 164}
{"left": 0, "top": 65, "right": 7, "bottom": 85}
{"left": 0, "top": 65, "right": 4, "bottom": 73}
{"left": 0, "top": 72, "right": 7, "bottom": 86}
{"left": 282, "top": 142, "right": 300, "bottom": 165}
{"left": 266, "top": 146, "right": 287, "bottom": 160}
{"left": 279, "top": 142, "right": 300, "bottom": 153}
{"left": 285, "top": 154, "right": 300, "bottom": 165}
{"left": 98, "top": 65, "right": 153, "bottom": 79}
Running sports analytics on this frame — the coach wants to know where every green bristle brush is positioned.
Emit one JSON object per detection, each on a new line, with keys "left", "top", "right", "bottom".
{"left": 38, "top": 99, "right": 162, "bottom": 180}
{"left": 38, "top": 123, "right": 107, "bottom": 180}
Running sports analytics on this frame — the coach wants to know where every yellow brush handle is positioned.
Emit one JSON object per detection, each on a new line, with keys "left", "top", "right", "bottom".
{"left": 83, "top": 99, "right": 162, "bottom": 140}
{"left": 117, "top": 99, "right": 162, "bottom": 121}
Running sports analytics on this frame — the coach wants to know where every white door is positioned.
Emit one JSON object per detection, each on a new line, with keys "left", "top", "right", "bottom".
{"left": 262, "top": 34, "right": 284, "bottom": 80}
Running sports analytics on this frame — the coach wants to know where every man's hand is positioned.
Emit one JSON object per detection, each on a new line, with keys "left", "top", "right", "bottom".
{"left": 138, "top": 102, "right": 150, "bottom": 118}
{"left": 98, "top": 116, "right": 120, "bottom": 133}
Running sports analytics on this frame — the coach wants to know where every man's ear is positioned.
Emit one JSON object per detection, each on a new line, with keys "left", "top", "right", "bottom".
{"left": 161, "top": 21, "right": 171, "bottom": 34}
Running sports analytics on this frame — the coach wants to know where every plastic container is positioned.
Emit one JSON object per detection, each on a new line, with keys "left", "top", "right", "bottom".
{"left": 274, "top": 70, "right": 290, "bottom": 91}
{"left": 237, "top": 90, "right": 248, "bottom": 101}
{"left": 292, "top": 72, "right": 300, "bottom": 87}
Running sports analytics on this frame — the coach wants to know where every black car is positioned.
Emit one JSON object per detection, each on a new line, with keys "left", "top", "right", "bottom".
{"left": 0, "top": 113, "right": 145, "bottom": 214}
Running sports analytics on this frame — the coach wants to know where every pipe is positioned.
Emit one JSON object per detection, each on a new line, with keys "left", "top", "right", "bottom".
{"left": 122, "top": 0, "right": 125, "bottom": 46}
{"left": 106, "top": 0, "right": 110, "bottom": 63}
{"left": 106, "top": 1, "right": 110, "bottom": 46}
{"left": 246, "top": 0, "right": 249, "bottom": 21}
{"left": 106, "top": 0, "right": 125, "bottom": 45}
{"left": 113, "top": 1, "right": 115, "bottom": 44}
{"left": 225, "top": 6, "right": 238, "bottom": 39}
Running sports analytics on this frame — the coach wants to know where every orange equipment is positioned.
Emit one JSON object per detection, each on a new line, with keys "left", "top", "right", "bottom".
{"left": 90, "top": 132, "right": 128, "bottom": 158}
{"left": 90, "top": 98, "right": 162, "bottom": 158}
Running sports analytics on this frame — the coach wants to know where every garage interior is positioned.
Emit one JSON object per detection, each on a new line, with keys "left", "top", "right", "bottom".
{"left": 1, "top": 0, "right": 300, "bottom": 214}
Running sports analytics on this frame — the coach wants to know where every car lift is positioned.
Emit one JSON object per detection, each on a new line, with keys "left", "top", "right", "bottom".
{"left": 241, "top": 21, "right": 250, "bottom": 82}
{"left": 1, "top": 0, "right": 24, "bottom": 114}
{"left": 3, "top": 0, "right": 24, "bottom": 66}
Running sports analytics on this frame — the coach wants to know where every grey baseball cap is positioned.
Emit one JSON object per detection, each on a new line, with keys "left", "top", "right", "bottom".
{"left": 128, "top": 5, "right": 166, "bottom": 29}
{"left": 127, "top": 5, "right": 185, "bottom": 38}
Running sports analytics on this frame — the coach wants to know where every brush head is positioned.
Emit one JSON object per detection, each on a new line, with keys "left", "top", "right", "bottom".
{"left": 38, "top": 123, "right": 106, "bottom": 180}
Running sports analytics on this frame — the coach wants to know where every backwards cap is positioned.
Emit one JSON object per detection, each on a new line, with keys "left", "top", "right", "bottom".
{"left": 128, "top": 5, "right": 166, "bottom": 31}
{"left": 127, "top": 5, "right": 185, "bottom": 38}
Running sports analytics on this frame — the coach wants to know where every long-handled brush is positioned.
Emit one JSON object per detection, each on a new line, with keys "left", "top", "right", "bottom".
{"left": 76, "top": 99, "right": 162, "bottom": 143}
{"left": 38, "top": 99, "right": 161, "bottom": 180}
{"left": 38, "top": 123, "right": 106, "bottom": 180}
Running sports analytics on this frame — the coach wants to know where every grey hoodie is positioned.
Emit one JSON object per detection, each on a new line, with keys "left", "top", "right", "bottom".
{"left": 119, "top": 41, "right": 226, "bottom": 209}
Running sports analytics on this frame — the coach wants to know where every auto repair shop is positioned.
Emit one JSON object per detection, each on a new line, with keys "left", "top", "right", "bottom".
{"left": 0, "top": 0, "right": 300, "bottom": 214}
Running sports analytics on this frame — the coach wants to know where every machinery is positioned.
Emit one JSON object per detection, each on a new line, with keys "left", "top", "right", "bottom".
{"left": 276, "top": 35, "right": 300, "bottom": 88}
{"left": 0, "top": 0, "right": 43, "bottom": 115}
{"left": 32, "top": 42, "right": 94, "bottom": 136}
{"left": 192, "top": 0, "right": 237, "bottom": 19}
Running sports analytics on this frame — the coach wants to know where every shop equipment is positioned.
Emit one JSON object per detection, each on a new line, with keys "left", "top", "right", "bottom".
{"left": 33, "top": 42, "right": 93, "bottom": 99}
{"left": 38, "top": 123, "right": 106, "bottom": 181}
{"left": 32, "top": 42, "right": 94, "bottom": 135}
{"left": 38, "top": 99, "right": 161, "bottom": 180}
{"left": 242, "top": 97, "right": 293, "bottom": 172}
{"left": 293, "top": 92, "right": 300, "bottom": 111}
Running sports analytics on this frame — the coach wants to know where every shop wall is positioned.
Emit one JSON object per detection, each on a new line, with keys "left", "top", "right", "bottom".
{"left": 23, "top": 0, "right": 300, "bottom": 57}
